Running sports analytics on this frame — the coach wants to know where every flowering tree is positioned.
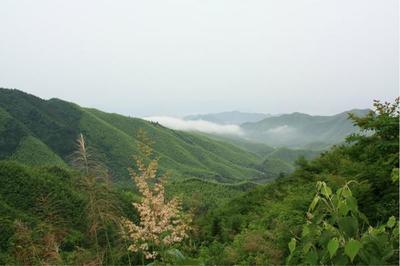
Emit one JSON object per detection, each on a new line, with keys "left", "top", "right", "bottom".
{"left": 122, "top": 129, "right": 191, "bottom": 260}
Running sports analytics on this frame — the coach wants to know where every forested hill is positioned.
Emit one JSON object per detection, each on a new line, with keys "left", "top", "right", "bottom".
{"left": 0, "top": 88, "right": 268, "bottom": 183}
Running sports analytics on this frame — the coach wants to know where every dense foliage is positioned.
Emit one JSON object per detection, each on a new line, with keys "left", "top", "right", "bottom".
{"left": 287, "top": 181, "right": 398, "bottom": 265}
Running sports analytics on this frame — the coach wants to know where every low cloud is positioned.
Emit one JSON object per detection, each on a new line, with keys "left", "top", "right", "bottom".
{"left": 143, "top": 116, "right": 244, "bottom": 136}
{"left": 264, "top": 125, "right": 297, "bottom": 136}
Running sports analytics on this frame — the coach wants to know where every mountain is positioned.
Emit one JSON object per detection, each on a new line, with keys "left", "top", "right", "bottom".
{"left": 183, "top": 109, "right": 369, "bottom": 150}
{"left": 0, "top": 88, "right": 269, "bottom": 183}
{"left": 185, "top": 111, "right": 268, "bottom": 125}
{"left": 241, "top": 110, "right": 370, "bottom": 148}
{"left": 265, "top": 147, "right": 320, "bottom": 164}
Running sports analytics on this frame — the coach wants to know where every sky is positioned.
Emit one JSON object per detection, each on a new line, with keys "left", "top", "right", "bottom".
{"left": 0, "top": 0, "right": 398, "bottom": 117}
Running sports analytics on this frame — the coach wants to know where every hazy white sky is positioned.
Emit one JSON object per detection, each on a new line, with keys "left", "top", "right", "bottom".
{"left": 0, "top": 0, "right": 398, "bottom": 116}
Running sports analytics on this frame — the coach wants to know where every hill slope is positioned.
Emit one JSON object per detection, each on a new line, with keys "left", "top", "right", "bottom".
{"left": 0, "top": 88, "right": 267, "bottom": 183}
{"left": 190, "top": 132, "right": 322, "bottom": 179}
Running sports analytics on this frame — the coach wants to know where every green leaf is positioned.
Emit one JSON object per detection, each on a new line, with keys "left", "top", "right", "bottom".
{"left": 344, "top": 239, "right": 361, "bottom": 262}
{"left": 302, "top": 225, "right": 310, "bottom": 237}
{"left": 345, "top": 196, "right": 358, "bottom": 213}
{"left": 321, "top": 185, "right": 332, "bottom": 198}
{"left": 316, "top": 181, "right": 324, "bottom": 190}
{"left": 338, "top": 200, "right": 349, "bottom": 216}
{"left": 303, "top": 242, "right": 312, "bottom": 253}
{"left": 288, "top": 238, "right": 296, "bottom": 254}
{"left": 327, "top": 238, "right": 339, "bottom": 258}
{"left": 309, "top": 196, "right": 319, "bottom": 211}
{"left": 387, "top": 216, "right": 396, "bottom": 228}
{"left": 342, "top": 187, "right": 352, "bottom": 198}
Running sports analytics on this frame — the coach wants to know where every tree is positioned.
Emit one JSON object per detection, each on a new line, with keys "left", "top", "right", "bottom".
{"left": 122, "top": 129, "right": 191, "bottom": 261}
{"left": 345, "top": 98, "right": 399, "bottom": 221}
{"left": 347, "top": 98, "right": 399, "bottom": 167}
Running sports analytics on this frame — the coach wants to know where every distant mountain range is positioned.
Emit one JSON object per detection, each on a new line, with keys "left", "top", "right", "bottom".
{"left": 185, "top": 111, "right": 269, "bottom": 125}
{"left": 184, "top": 109, "right": 370, "bottom": 150}
{"left": 241, "top": 110, "right": 369, "bottom": 149}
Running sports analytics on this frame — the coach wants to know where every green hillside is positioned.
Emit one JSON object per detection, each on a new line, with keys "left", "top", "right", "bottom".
{"left": 0, "top": 161, "right": 85, "bottom": 230}
{"left": 166, "top": 177, "right": 257, "bottom": 210}
{"left": 241, "top": 110, "right": 369, "bottom": 148}
{"left": 192, "top": 132, "right": 320, "bottom": 179}
{"left": 266, "top": 147, "right": 320, "bottom": 164}
{"left": 194, "top": 133, "right": 276, "bottom": 157}
{"left": 10, "top": 136, "right": 67, "bottom": 167}
{"left": 0, "top": 88, "right": 268, "bottom": 183}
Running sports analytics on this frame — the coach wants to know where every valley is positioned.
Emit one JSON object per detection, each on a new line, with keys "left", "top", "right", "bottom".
{"left": 0, "top": 88, "right": 398, "bottom": 265}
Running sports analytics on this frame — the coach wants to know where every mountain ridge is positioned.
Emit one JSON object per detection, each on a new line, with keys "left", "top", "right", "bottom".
{"left": 241, "top": 108, "right": 370, "bottom": 148}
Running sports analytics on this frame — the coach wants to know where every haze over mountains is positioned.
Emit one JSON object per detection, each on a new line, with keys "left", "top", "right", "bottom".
{"left": 148, "top": 109, "right": 369, "bottom": 150}
{"left": 185, "top": 111, "right": 269, "bottom": 125}
{"left": 241, "top": 109, "right": 369, "bottom": 149}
